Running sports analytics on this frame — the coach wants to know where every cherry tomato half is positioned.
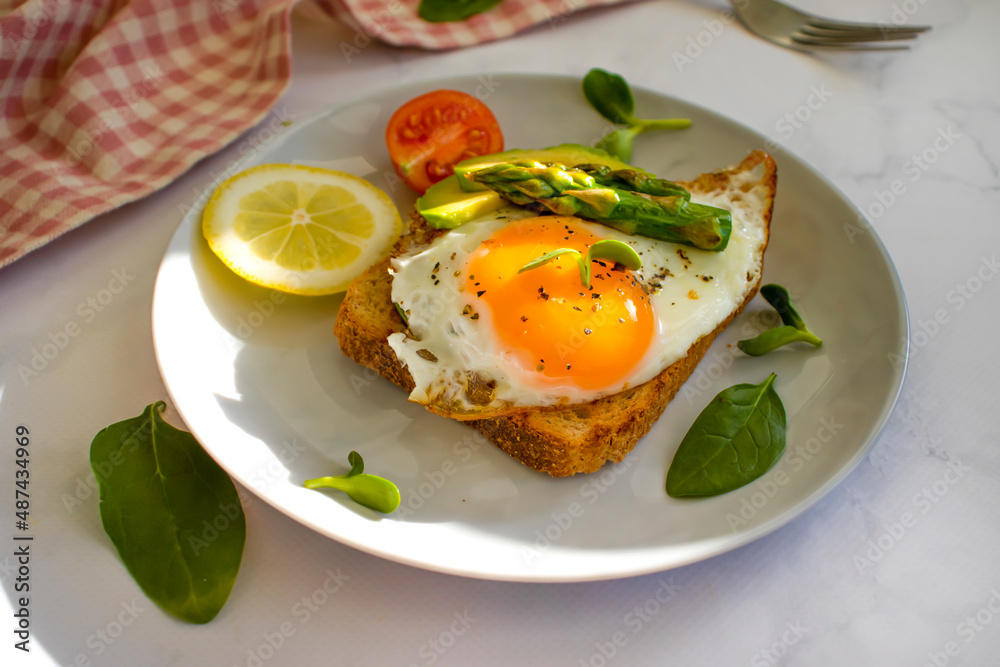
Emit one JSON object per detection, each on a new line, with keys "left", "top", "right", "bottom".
{"left": 386, "top": 89, "right": 504, "bottom": 194}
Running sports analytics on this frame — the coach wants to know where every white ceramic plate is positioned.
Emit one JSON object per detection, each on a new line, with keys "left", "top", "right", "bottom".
{"left": 152, "top": 73, "right": 907, "bottom": 582}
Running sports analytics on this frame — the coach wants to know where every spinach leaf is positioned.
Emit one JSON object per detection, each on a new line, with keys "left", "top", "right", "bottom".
{"left": 90, "top": 402, "right": 245, "bottom": 624}
{"left": 418, "top": 0, "right": 504, "bottom": 22}
{"left": 666, "top": 374, "right": 786, "bottom": 497}
{"left": 304, "top": 451, "right": 401, "bottom": 514}
{"left": 737, "top": 284, "right": 822, "bottom": 356}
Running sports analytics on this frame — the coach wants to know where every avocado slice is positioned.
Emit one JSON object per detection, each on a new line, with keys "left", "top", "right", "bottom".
{"left": 416, "top": 175, "right": 504, "bottom": 230}
{"left": 416, "top": 144, "right": 648, "bottom": 229}
{"left": 453, "top": 143, "right": 640, "bottom": 192}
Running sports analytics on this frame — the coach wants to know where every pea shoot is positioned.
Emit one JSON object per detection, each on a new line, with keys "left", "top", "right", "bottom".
{"left": 737, "top": 284, "right": 823, "bottom": 356}
{"left": 518, "top": 239, "right": 643, "bottom": 289}
{"left": 304, "top": 451, "right": 401, "bottom": 514}
{"left": 582, "top": 68, "right": 691, "bottom": 162}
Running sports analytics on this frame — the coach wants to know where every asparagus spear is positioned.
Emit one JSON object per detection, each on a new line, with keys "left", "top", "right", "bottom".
{"left": 467, "top": 161, "right": 732, "bottom": 251}
{"left": 575, "top": 164, "right": 691, "bottom": 199}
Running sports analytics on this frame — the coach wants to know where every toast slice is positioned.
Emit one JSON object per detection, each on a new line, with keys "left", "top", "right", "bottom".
{"left": 334, "top": 151, "right": 777, "bottom": 476}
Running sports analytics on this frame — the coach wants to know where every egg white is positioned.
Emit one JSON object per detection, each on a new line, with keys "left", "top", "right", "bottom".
{"left": 388, "top": 170, "right": 768, "bottom": 415}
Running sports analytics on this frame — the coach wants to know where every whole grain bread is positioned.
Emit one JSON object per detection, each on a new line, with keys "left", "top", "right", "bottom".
{"left": 334, "top": 151, "right": 777, "bottom": 476}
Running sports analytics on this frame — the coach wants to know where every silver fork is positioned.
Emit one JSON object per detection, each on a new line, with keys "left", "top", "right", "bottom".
{"left": 729, "top": 0, "right": 931, "bottom": 51}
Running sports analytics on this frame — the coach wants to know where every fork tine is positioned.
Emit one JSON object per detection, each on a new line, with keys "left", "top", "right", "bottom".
{"left": 799, "top": 26, "right": 924, "bottom": 42}
{"left": 791, "top": 35, "right": 912, "bottom": 51}
{"left": 728, "top": 0, "right": 931, "bottom": 53}
{"left": 796, "top": 34, "right": 919, "bottom": 46}
{"left": 808, "top": 17, "right": 932, "bottom": 34}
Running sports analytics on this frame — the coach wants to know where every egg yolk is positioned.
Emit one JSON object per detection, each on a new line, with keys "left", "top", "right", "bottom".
{"left": 465, "top": 217, "right": 654, "bottom": 391}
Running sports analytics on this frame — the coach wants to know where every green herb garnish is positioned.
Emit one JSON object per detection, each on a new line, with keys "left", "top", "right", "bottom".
{"left": 393, "top": 302, "right": 409, "bottom": 326}
{"left": 90, "top": 402, "right": 246, "bottom": 624}
{"left": 737, "top": 284, "right": 823, "bottom": 356}
{"left": 666, "top": 374, "right": 786, "bottom": 497}
{"left": 304, "top": 451, "right": 401, "bottom": 514}
{"left": 418, "top": 0, "right": 504, "bottom": 22}
{"left": 582, "top": 68, "right": 691, "bottom": 162}
{"left": 518, "top": 239, "right": 642, "bottom": 289}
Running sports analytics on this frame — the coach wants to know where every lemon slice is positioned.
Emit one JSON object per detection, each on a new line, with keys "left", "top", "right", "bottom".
{"left": 202, "top": 164, "right": 402, "bottom": 295}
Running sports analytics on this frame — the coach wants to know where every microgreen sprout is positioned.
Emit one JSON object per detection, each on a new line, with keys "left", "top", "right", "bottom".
{"left": 393, "top": 302, "right": 409, "bottom": 325}
{"left": 737, "top": 284, "right": 823, "bottom": 356}
{"left": 583, "top": 68, "right": 692, "bottom": 162}
{"left": 518, "top": 239, "right": 642, "bottom": 289}
{"left": 304, "top": 451, "right": 401, "bottom": 514}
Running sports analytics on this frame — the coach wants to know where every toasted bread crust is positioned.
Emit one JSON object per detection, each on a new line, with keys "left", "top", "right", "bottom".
{"left": 334, "top": 151, "right": 777, "bottom": 476}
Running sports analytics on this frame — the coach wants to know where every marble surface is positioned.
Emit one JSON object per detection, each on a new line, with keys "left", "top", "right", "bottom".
{"left": 2, "top": 0, "right": 999, "bottom": 664}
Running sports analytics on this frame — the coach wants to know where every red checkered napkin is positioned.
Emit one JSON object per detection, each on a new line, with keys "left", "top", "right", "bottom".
{"left": 315, "top": 0, "right": 632, "bottom": 50}
{"left": 0, "top": 0, "right": 296, "bottom": 269}
{"left": 0, "top": 0, "right": 630, "bottom": 269}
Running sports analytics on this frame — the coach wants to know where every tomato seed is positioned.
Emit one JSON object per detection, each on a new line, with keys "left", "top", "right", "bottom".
{"left": 426, "top": 160, "right": 450, "bottom": 180}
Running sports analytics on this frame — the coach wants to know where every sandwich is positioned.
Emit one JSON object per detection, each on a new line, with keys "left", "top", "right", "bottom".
{"left": 334, "top": 149, "right": 777, "bottom": 476}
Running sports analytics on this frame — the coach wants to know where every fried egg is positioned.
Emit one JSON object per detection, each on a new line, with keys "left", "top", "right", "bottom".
{"left": 387, "top": 166, "right": 769, "bottom": 418}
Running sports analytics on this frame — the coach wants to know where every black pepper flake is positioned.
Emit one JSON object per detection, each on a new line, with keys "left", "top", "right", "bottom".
{"left": 433, "top": 262, "right": 440, "bottom": 271}
{"left": 477, "top": 290, "right": 486, "bottom": 297}
{"left": 573, "top": 306, "right": 582, "bottom": 311}
{"left": 592, "top": 293, "right": 601, "bottom": 299}
{"left": 583, "top": 328, "right": 592, "bottom": 335}
{"left": 566, "top": 364, "right": 571, "bottom": 370}
{"left": 540, "top": 292, "right": 550, "bottom": 300}
{"left": 520, "top": 315, "right": 528, "bottom": 322}
{"left": 469, "top": 274, "right": 475, "bottom": 280}
{"left": 430, "top": 274, "right": 436, "bottom": 280}
{"left": 619, "top": 317, "right": 625, "bottom": 324}
{"left": 471, "top": 313, "right": 479, "bottom": 320}
{"left": 462, "top": 305, "right": 473, "bottom": 315}
{"left": 701, "top": 275, "right": 714, "bottom": 282}
{"left": 434, "top": 280, "right": 440, "bottom": 286}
